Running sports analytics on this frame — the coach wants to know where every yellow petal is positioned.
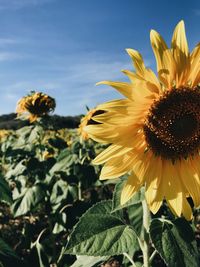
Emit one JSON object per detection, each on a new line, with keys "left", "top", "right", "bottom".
{"left": 145, "top": 156, "right": 162, "bottom": 206}
{"left": 189, "top": 43, "right": 200, "bottom": 87}
{"left": 181, "top": 196, "right": 193, "bottom": 221}
{"left": 126, "top": 49, "right": 146, "bottom": 76}
{"left": 96, "top": 81, "right": 135, "bottom": 100}
{"left": 93, "top": 144, "right": 132, "bottom": 165}
{"left": 171, "top": 20, "right": 190, "bottom": 87}
{"left": 171, "top": 20, "right": 189, "bottom": 58}
{"left": 125, "top": 49, "right": 161, "bottom": 93}
{"left": 149, "top": 200, "right": 162, "bottom": 214}
{"left": 163, "top": 161, "right": 183, "bottom": 217}
{"left": 150, "top": 29, "right": 175, "bottom": 88}
{"left": 178, "top": 159, "right": 200, "bottom": 207}
{"left": 120, "top": 172, "right": 141, "bottom": 205}
{"left": 99, "top": 153, "right": 134, "bottom": 180}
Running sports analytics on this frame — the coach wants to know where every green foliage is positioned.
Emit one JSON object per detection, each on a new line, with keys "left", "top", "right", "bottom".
{"left": 12, "top": 184, "right": 46, "bottom": 217}
{"left": 150, "top": 218, "right": 200, "bottom": 267}
{"left": 0, "top": 238, "right": 25, "bottom": 267}
{"left": 64, "top": 200, "right": 138, "bottom": 256}
{"left": 0, "top": 174, "right": 12, "bottom": 204}
{"left": 70, "top": 255, "right": 109, "bottom": 267}
{"left": 0, "top": 117, "right": 200, "bottom": 267}
{"left": 0, "top": 121, "right": 106, "bottom": 266}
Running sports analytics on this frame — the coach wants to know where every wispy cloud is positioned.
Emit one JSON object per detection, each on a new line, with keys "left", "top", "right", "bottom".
{"left": 0, "top": 0, "right": 55, "bottom": 10}
{"left": 193, "top": 9, "right": 200, "bottom": 16}
{"left": 0, "top": 55, "right": 131, "bottom": 115}
{"left": 0, "top": 48, "right": 154, "bottom": 115}
{"left": 0, "top": 38, "right": 20, "bottom": 45}
{"left": 0, "top": 52, "right": 24, "bottom": 61}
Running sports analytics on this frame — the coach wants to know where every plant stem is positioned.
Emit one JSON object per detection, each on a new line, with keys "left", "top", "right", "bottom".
{"left": 123, "top": 252, "right": 137, "bottom": 267}
{"left": 149, "top": 250, "right": 157, "bottom": 264}
{"left": 141, "top": 198, "right": 151, "bottom": 267}
{"left": 78, "top": 181, "right": 82, "bottom": 200}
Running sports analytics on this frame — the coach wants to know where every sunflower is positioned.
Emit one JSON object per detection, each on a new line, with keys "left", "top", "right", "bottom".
{"left": 85, "top": 21, "right": 200, "bottom": 220}
{"left": 16, "top": 92, "right": 56, "bottom": 122}
{"left": 78, "top": 108, "right": 105, "bottom": 140}
{"left": 0, "top": 130, "right": 12, "bottom": 140}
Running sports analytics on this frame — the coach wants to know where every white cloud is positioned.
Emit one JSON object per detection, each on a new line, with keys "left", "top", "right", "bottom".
{"left": 193, "top": 9, "right": 200, "bottom": 16}
{"left": 0, "top": 38, "right": 19, "bottom": 45}
{"left": 0, "top": 49, "right": 153, "bottom": 115}
{"left": 0, "top": 0, "right": 55, "bottom": 10}
{"left": 0, "top": 52, "right": 23, "bottom": 61}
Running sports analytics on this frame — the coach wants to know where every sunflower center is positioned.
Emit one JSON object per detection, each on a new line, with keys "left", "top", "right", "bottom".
{"left": 143, "top": 87, "right": 200, "bottom": 160}
{"left": 170, "top": 114, "right": 197, "bottom": 139}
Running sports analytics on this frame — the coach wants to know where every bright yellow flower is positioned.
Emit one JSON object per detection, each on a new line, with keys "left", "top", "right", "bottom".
{"left": 0, "top": 129, "right": 12, "bottom": 140}
{"left": 85, "top": 21, "right": 200, "bottom": 220}
{"left": 78, "top": 108, "right": 104, "bottom": 140}
{"left": 16, "top": 92, "right": 56, "bottom": 122}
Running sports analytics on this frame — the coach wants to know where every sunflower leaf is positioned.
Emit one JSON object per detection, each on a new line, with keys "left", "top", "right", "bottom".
{"left": 112, "top": 176, "right": 144, "bottom": 212}
{"left": 64, "top": 200, "right": 138, "bottom": 256}
{"left": 0, "top": 237, "right": 25, "bottom": 267}
{"left": 127, "top": 203, "right": 143, "bottom": 236}
{"left": 70, "top": 255, "right": 109, "bottom": 267}
{"left": 0, "top": 174, "right": 12, "bottom": 204}
{"left": 150, "top": 218, "right": 200, "bottom": 267}
{"left": 12, "top": 183, "right": 46, "bottom": 217}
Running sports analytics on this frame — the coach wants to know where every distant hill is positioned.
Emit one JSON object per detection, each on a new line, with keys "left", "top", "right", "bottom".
{"left": 0, "top": 113, "right": 82, "bottom": 130}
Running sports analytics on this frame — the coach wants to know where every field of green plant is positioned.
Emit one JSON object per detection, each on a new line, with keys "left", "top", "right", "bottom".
{"left": 0, "top": 107, "right": 199, "bottom": 267}
{"left": 0, "top": 117, "right": 107, "bottom": 266}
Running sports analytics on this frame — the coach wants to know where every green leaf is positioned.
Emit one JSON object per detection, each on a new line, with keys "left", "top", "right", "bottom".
{"left": 64, "top": 200, "right": 138, "bottom": 256}
{"left": 0, "top": 238, "right": 19, "bottom": 259}
{"left": 56, "top": 148, "right": 70, "bottom": 161}
{"left": 127, "top": 203, "right": 143, "bottom": 236}
{"left": 150, "top": 218, "right": 200, "bottom": 267}
{"left": 27, "top": 125, "right": 43, "bottom": 143}
{"left": 0, "top": 174, "right": 12, "bottom": 203}
{"left": 12, "top": 184, "right": 46, "bottom": 217}
{"left": 0, "top": 238, "right": 24, "bottom": 267}
{"left": 30, "top": 230, "right": 50, "bottom": 267}
{"left": 70, "top": 255, "right": 108, "bottom": 267}
{"left": 50, "top": 154, "right": 78, "bottom": 174}
{"left": 112, "top": 177, "right": 144, "bottom": 212}
{"left": 53, "top": 212, "right": 67, "bottom": 234}
{"left": 50, "top": 179, "right": 69, "bottom": 212}
{"left": 5, "top": 161, "right": 26, "bottom": 180}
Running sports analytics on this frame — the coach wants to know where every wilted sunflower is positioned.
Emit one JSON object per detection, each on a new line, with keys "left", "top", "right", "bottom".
{"left": 78, "top": 108, "right": 105, "bottom": 140}
{"left": 16, "top": 92, "right": 56, "bottom": 122}
{"left": 85, "top": 21, "right": 200, "bottom": 220}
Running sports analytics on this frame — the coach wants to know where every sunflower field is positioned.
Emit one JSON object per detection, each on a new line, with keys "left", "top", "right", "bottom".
{"left": 0, "top": 20, "right": 200, "bottom": 267}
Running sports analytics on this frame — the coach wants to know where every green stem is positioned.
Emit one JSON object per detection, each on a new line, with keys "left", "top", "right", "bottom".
{"left": 78, "top": 181, "right": 82, "bottom": 200}
{"left": 149, "top": 250, "right": 157, "bottom": 264}
{"left": 49, "top": 218, "right": 57, "bottom": 264}
{"left": 123, "top": 252, "right": 137, "bottom": 267}
{"left": 141, "top": 198, "right": 151, "bottom": 267}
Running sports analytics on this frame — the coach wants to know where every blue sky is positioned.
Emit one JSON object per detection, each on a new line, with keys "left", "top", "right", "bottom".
{"left": 0, "top": 0, "right": 199, "bottom": 116}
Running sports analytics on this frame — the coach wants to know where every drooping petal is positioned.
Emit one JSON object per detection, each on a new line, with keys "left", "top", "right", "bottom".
{"left": 93, "top": 144, "right": 133, "bottom": 165}
{"left": 120, "top": 172, "right": 141, "bottom": 205}
{"left": 99, "top": 152, "right": 135, "bottom": 180}
{"left": 96, "top": 81, "right": 137, "bottom": 100}
{"left": 178, "top": 159, "right": 200, "bottom": 207}
{"left": 145, "top": 155, "right": 162, "bottom": 206}
{"left": 162, "top": 161, "right": 189, "bottom": 217}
